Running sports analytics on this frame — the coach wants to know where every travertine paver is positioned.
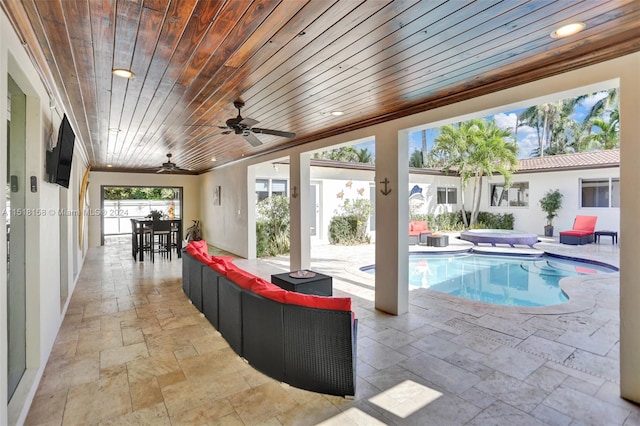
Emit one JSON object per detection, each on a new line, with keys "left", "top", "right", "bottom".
{"left": 24, "top": 237, "right": 640, "bottom": 426}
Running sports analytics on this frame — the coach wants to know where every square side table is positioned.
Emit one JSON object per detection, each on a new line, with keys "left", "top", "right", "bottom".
{"left": 271, "top": 271, "right": 333, "bottom": 296}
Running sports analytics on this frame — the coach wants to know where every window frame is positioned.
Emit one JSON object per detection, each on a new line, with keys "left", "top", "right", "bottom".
{"left": 489, "top": 181, "right": 529, "bottom": 208}
{"left": 580, "top": 177, "right": 619, "bottom": 208}
{"left": 436, "top": 187, "right": 457, "bottom": 205}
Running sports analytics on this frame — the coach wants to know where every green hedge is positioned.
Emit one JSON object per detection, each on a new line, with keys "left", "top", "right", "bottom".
{"left": 329, "top": 199, "right": 371, "bottom": 245}
{"left": 410, "top": 211, "right": 514, "bottom": 231}
{"left": 256, "top": 195, "right": 290, "bottom": 257}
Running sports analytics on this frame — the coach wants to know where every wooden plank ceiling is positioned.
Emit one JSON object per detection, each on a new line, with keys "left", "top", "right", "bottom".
{"left": 2, "top": 0, "right": 640, "bottom": 174}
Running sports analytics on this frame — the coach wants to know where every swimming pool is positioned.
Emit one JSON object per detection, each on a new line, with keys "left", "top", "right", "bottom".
{"left": 362, "top": 253, "right": 617, "bottom": 307}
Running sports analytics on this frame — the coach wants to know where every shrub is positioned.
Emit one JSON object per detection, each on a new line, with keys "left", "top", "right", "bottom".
{"left": 411, "top": 211, "right": 513, "bottom": 232}
{"left": 460, "top": 211, "right": 513, "bottom": 229}
{"left": 256, "top": 195, "right": 290, "bottom": 257}
{"left": 329, "top": 199, "right": 371, "bottom": 245}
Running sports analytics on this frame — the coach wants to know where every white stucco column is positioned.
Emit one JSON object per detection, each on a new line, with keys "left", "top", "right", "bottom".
{"left": 619, "top": 54, "right": 640, "bottom": 404}
{"left": 289, "top": 152, "right": 311, "bottom": 271}
{"left": 374, "top": 128, "right": 409, "bottom": 315}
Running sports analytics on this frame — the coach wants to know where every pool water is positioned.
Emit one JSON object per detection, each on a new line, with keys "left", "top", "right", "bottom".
{"left": 363, "top": 253, "right": 616, "bottom": 307}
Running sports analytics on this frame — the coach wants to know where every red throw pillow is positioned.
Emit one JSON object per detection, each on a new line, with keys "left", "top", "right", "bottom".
{"left": 284, "top": 292, "right": 351, "bottom": 311}
{"left": 249, "top": 277, "right": 286, "bottom": 303}
{"left": 207, "top": 261, "right": 226, "bottom": 275}
{"left": 207, "top": 256, "right": 235, "bottom": 274}
{"left": 211, "top": 255, "right": 235, "bottom": 263}
{"left": 186, "top": 240, "right": 208, "bottom": 255}
{"left": 226, "top": 268, "right": 257, "bottom": 290}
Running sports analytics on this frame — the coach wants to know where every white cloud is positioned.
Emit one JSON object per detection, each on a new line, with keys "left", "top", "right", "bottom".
{"left": 581, "top": 91, "right": 608, "bottom": 108}
{"left": 518, "top": 133, "right": 540, "bottom": 158}
{"left": 493, "top": 112, "right": 517, "bottom": 131}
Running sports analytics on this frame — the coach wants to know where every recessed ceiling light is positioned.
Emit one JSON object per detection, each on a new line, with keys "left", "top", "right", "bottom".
{"left": 106, "top": 164, "right": 113, "bottom": 168}
{"left": 211, "top": 157, "right": 217, "bottom": 162}
{"left": 112, "top": 68, "right": 135, "bottom": 78}
{"left": 551, "top": 22, "right": 585, "bottom": 38}
{"left": 331, "top": 111, "right": 344, "bottom": 116}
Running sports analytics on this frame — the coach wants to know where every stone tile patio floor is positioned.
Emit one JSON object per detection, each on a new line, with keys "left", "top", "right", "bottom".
{"left": 25, "top": 235, "right": 639, "bottom": 425}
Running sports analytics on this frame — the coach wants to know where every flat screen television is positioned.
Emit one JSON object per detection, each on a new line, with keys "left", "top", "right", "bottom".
{"left": 47, "top": 114, "right": 75, "bottom": 188}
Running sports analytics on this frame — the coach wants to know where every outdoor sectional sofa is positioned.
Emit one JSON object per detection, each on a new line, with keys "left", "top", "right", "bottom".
{"left": 181, "top": 240, "right": 357, "bottom": 397}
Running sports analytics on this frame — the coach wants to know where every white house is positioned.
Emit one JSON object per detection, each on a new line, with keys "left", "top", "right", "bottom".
{"left": 253, "top": 149, "right": 619, "bottom": 244}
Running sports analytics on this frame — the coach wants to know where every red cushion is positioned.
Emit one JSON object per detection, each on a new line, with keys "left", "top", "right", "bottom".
{"left": 559, "top": 230, "right": 592, "bottom": 236}
{"left": 251, "top": 277, "right": 288, "bottom": 303}
{"left": 186, "top": 240, "right": 208, "bottom": 256}
{"left": 211, "top": 255, "right": 235, "bottom": 263}
{"left": 206, "top": 256, "right": 235, "bottom": 274}
{"left": 284, "top": 292, "right": 351, "bottom": 311}
{"left": 226, "top": 268, "right": 257, "bottom": 290}
{"left": 572, "top": 215, "right": 597, "bottom": 232}
{"left": 207, "top": 261, "right": 227, "bottom": 274}
{"left": 409, "top": 221, "right": 429, "bottom": 235}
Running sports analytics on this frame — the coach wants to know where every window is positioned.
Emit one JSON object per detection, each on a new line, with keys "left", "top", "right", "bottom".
{"left": 437, "top": 187, "right": 457, "bottom": 204}
{"left": 490, "top": 182, "right": 529, "bottom": 207}
{"left": 581, "top": 178, "right": 619, "bottom": 208}
{"left": 256, "top": 179, "right": 269, "bottom": 202}
{"left": 255, "top": 178, "right": 289, "bottom": 202}
{"left": 271, "top": 179, "right": 288, "bottom": 197}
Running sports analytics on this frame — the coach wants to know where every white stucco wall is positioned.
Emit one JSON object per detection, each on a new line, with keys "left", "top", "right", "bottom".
{"left": 475, "top": 167, "right": 620, "bottom": 235}
{"left": 1, "top": 7, "right": 89, "bottom": 424}
{"left": 87, "top": 172, "right": 201, "bottom": 248}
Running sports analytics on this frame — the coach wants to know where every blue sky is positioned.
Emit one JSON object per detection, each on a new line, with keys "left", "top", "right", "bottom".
{"left": 354, "top": 91, "right": 609, "bottom": 159}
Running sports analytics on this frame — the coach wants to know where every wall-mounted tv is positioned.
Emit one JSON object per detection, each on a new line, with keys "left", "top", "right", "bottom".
{"left": 47, "top": 114, "right": 75, "bottom": 188}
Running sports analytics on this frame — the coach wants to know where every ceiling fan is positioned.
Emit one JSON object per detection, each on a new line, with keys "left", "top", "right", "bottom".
{"left": 199, "top": 99, "right": 296, "bottom": 147}
{"left": 157, "top": 153, "right": 190, "bottom": 173}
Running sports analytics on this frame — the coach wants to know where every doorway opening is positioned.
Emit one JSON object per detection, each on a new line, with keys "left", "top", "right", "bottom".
{"left": 100, "top": 186, "right": 183, "bottom": 245}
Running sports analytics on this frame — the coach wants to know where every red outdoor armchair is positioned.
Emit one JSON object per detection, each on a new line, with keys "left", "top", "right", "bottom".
{"left": 559, "top": 215, "right": 597, "bottom": 245}
{"left": 409, "top": 221, "right": 432, "bottom": 244}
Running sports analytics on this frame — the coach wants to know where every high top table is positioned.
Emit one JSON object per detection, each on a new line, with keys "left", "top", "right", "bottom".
{"left": 131, "top": 218, "right": 182, "bottom": 261}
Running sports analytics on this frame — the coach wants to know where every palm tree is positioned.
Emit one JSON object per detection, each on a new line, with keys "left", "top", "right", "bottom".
{"left": 429, "top": 118, "right": 518, "bottom": 226}
{"left": 519, "top": 99, "right": 578, "bottom": 157}
{"left": 584, "top": 88, "right": 618, "bottom": 123}
{"left": 409, "top": 149, "right": 424, "bottom": 168}
{"left": 314, "top": 146, "right": 358, "bottom": 162}
{"left": 589, "top": 117, "right": 619, "bottom": 149}
{"left": 355, "top": 148, "right": 373, "bottom": 164}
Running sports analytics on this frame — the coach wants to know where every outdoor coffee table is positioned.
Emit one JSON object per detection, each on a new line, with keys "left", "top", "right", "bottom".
{"left": 271, "top": 270, "right": 333, "bottom": 296}
{"left": 426, "top": 234, "right": 449, "bottom": 247}
{"left": 595, "top": 230, "right": 618, "bottom": 244}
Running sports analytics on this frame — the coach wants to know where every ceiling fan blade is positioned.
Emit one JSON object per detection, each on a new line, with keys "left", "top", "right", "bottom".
{"left": 242, "top": 132, "right": 263, "bottom": 147}
{"left": 156, "top": 168, "right": 167, "bottom": 173}
{"left": 251, "top": 127, "right": 296, "bottom": 138}
{"left": 199, "top": 130, "right": 232, "bottom": 143}
{"left": 239, "top": 117, "right": 259, "bottom": 127}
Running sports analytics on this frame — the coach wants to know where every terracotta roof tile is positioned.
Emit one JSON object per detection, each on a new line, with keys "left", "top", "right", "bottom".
{"left": 517, "top": 149, "right": 619, "bottom": 172}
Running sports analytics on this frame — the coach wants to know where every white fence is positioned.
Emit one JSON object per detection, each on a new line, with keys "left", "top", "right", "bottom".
{"left": 103, "top": 200, "right": 181, "bottom": 235}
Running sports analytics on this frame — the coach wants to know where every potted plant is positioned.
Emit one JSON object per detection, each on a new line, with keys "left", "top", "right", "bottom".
{"left": 185, "top": 220, "right": 203, "bottom": 241}
{"left": 539, "top": 189, "right": 563, "bottom": 237}
{"left": 147, "top": 209, "right": 164, "bottom": 221}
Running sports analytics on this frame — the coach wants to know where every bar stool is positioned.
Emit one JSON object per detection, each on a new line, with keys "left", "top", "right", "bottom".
{"left": 151, "top": 220, "right": 172, "bottom": 262}
{"left": 130, "top": 219, "right": 151, "bottom": 261}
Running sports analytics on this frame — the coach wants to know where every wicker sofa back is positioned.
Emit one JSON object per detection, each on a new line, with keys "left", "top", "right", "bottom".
{"left": 182, "top": 249, "right": 357, "bottom": 397}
